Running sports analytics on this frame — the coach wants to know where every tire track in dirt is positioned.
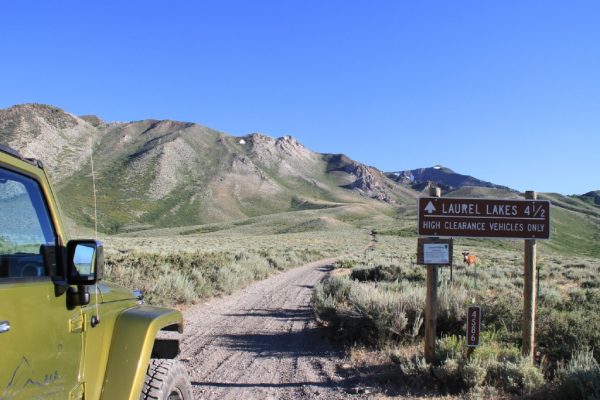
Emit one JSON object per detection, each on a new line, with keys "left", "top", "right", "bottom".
{"left": 179, "top": 258, "right": 362, "bottom": 400}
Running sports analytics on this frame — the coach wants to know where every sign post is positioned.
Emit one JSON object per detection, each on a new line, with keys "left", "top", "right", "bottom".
{"left": 424, "top": 187, "right": 441, "bottom": 363}
{"left": 523, "top": 191, "right": 538, "bottom": 361}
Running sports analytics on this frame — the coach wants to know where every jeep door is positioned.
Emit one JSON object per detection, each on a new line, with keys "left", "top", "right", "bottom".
{"left": 0, "top": 166, "right": 82, "bottom": 399}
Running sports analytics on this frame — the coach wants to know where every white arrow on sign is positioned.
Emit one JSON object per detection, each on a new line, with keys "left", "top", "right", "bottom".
{"left": 425, "top": 201, "right": 436, "bottom": 214}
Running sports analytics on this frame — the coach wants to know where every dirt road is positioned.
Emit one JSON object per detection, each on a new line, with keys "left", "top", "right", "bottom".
{"left": 179, "top": 258, "right": 362, "bottom": 400}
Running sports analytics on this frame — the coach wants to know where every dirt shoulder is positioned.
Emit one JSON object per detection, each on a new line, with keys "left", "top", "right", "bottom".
{"left": 179, "top": 258, "right": 364, "bottom": 400}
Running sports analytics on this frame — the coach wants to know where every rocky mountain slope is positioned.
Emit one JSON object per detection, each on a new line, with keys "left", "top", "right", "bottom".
{"left": 386, "top": 165, "right": 513, "bottom": 193}
{"left": 0, "top": 104, "right": 415, "bottom": 232}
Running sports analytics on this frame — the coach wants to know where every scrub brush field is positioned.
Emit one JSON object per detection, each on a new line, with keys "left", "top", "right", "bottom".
{"left": 314, "top": 233, "right": 600, "bottom": 399}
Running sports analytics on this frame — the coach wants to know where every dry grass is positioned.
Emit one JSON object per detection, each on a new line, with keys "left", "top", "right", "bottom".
{"left": 102, "top": 228, "right": 369, "bottom": 307}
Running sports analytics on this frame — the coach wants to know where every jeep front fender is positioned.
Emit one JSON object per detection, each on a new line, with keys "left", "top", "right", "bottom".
{"left": 100, "top": 305, "right": 184, "bottom": 400}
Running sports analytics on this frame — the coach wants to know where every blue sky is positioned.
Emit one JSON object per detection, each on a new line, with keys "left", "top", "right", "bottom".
{"left": 1, "top": 1, "right": 598, "bottom": 194}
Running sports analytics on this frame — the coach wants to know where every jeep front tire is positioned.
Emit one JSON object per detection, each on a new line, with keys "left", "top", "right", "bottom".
{"left": 140, "top": 359, "right": 192, "bottom": 400}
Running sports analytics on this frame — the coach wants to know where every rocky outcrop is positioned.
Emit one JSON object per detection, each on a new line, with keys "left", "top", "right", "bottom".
{"left": 325, "top": 154, "right": 396, "bottom": 203}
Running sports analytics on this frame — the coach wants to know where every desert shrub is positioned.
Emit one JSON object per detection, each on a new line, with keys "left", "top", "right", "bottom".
{"left": 486, "top": 358, "right": 544, "bottom": 394}
{"left": 313, "top": 276, "right": 429, "bottom": 345}
{"left": 149, "top": 268, "right": 196, "bottom": 305}
{"left": 480, "top": 292, "right": 522, "bottom": 334}
{"left": 581, "top": 279, "right": 600, "bottom": 289}
{"left": 434, "top": 334, "right": 544, "bottom": 395}
{"left": 436, "top": 335, "right": 464, "bottom": 361}
{"left": 348, "top": 283, "right": 408, "bottom": 342}
{"left": 437, "top": 283, "right": 470, "bottom": 336}
{"left": 460, "top": 359, "right": 487, "bottom": 389}
{"left": 538, "top": 285, "right": 563, "bottom": 307}
{"left": 433, "top": 358, "right": 461, "bottom": 389}
{"left": 351, "top": 265, "right": 401, "bottom": 282}
{"left": 321, "top": 275, "right": 354, "bottom": 303}
{"left": 401, "top": 266, "right": 426, "bottom": 282}
{"left": 398, "top": 354, "right": 430, "bottom": 376}
{"left": 313, "top": 287, "right": 339, "bottom": 324}
{"left": 334, "top": 259, "right": 358, "bottom": 269}
{"left": 537, "top": 306, "right": 600, "bottom": 364}
{"left": 565, "top": 263, "right": 590, "bottom": 270}
{"left": 556, "top": 348, "right": 600, "bottom": 400}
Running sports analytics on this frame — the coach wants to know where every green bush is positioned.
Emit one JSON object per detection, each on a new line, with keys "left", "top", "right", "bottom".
{"left": 435, "top": 334, "right": 544, "bottom": 395}
{"left": 433, "top": 358, "right": 461, "bottom": 388}
{"left": 460, "top": 359, "right": 486, "bottom": 389}
{"left": 349, "top": 283, "right": 408, "bottom": 341}
{"left": 334, "top": 259, "right": 358, "bottom": 269}
{"left": 537, "top": 306, "right": 600, "bottom": 364}
{"left": 437, "top": 283, "right": 470, "bottom": 336}
{"left": 313, "top": 285, "right": 339, "bottom": 324}
{"left": 351, "top": 265, "right": 401, "bottom": 282}
{"left": 313, "top": 276, "right": 428, "bottom": 345}
{"left": 398, "top": 354, "right": 430, "bottom": 376}
{"left": 556, "top": 348, "right": 600, "bottom": 400}
{"left": 481, "top": 291, "right": 522, "bottom": 334}
{"left": 486, "top": 359, "right": 544, "bottom": 394}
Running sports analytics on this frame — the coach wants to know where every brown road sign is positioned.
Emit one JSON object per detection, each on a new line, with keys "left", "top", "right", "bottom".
{"left": 418, "top": 197, "right": 551, "bottom": 239}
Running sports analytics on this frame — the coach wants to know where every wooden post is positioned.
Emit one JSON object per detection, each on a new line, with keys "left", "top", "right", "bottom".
{"left": 522, "top": 190, "right": 538, "bottom": 361}
{"left": 424, "top": 186, "right": 441, "bottom": 362}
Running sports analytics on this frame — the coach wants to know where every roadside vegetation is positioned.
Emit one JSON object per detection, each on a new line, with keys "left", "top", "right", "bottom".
{"left": 103, "top": 228, "right": 368, "bottom": 307}
{"left": 313, "top": 233, "right": 600, "bottom": 399}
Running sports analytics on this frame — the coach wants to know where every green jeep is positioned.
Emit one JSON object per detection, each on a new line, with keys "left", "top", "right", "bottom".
{"left": 0, "top": 145, "right": 192, "bottom": 399}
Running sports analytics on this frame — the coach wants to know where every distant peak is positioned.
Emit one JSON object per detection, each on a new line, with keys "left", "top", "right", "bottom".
{"left": 385, "top": 165, "right": 512, "bottom": 193}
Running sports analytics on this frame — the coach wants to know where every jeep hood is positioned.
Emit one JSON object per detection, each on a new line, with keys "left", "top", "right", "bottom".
{"left": 97, "top": 282, "right": 137, "bottom": 303}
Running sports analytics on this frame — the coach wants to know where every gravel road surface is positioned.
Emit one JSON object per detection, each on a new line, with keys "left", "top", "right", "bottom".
{"left": 179, "top": 258, "right": 363, "bottom": 400}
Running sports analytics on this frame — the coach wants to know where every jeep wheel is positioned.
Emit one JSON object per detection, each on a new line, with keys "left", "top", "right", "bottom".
{"left": 140, "top": 359, "right": 192, "bottom": 400}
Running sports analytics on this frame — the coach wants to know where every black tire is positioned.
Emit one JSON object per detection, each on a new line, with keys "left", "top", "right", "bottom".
{"left": 140, "top": 359, "right": 192, "bottom": 400}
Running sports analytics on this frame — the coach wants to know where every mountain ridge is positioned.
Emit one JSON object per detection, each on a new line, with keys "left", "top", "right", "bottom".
{"left": 1, "top": 103, "right": 597, "bottom": 246}
{"left": 0, "top": 104, "right": 414, "bottom": 232}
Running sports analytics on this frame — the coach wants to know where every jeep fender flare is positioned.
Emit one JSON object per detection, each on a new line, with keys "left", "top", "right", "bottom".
{"left": 100, "top": 305, "right": 184, "bottom": 400}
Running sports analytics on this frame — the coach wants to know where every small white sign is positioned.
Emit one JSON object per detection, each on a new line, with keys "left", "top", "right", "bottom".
{"left": 424, "top": 243, "right": 450, "bottom": 264}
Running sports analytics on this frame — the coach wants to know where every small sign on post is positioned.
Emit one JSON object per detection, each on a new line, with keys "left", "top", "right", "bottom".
{"left": 466, "top": 305, "right": 481, "bottom": 347}
{"left": 417, "top": 238, "right": 453, "bottom": 265}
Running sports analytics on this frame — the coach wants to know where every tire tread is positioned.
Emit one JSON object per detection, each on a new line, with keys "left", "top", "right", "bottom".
{"left": 140, "top": 359, "right": 192, "bottom": 400}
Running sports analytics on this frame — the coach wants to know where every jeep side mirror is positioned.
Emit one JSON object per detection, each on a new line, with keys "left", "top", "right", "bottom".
{"left": 66, "top": 240, "right": 104, "bottom": 285}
